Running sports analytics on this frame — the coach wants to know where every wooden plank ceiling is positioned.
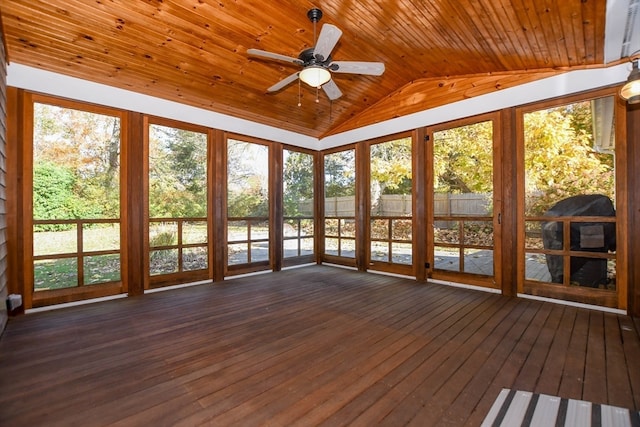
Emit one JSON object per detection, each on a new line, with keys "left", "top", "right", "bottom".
{"left": 0, "top": 0, "right": 607, "bottom": 138}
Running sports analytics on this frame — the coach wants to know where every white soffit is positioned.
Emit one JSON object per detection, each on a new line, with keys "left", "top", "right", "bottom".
{"left": 7, "top": 63, "right": 319, "bottom": 150}
{"left": 320, "top": 64, "right": 629, "bottom": 149}
{"left": 9, "top": 62, "right": 626, "bottom": 151}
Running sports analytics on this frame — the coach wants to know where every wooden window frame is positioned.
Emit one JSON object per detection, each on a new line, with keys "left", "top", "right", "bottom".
{"left": 144, "top": 116, "right": 213, "bottom": 289}
{"left": 425, "top": 112, "right": 502, "bottom": 290}
{"left": 365, "top": 131, "right": 415, "bottom": 277}
{"left": 6, "top": 84, "right": 634, "bottom": 313}
{"left": 224, "top": 133, "right": 274, "bottom": 276}
{"left": 282, "top": 144, "right": 318, "bottom": 268}
{"left": 515, "top": 86, "right": 628, "bottom": 309}
{"left": 24, "top": 93, "right": 128, "bottom": 308}
{"left": 320, "top": 144, "right": 358, "bottom": 268}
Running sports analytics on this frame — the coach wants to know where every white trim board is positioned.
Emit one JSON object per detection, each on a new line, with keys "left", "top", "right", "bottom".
{"left": 8, "top": 63, "right": 628, "bottom": 150}
{"left": 7, "top": 63, "right": 319, "bottom": 150}
{"left": 320, "top": 64, "right": 629, "bottom": 149}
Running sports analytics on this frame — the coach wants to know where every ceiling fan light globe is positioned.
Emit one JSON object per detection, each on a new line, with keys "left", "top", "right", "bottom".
{"left": 299, "top": 66, "right": 331, "bottom": 88}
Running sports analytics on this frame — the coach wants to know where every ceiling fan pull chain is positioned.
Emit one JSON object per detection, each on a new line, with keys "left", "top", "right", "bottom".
{"left": 316, "top": 86, "right": 320, "bottom": 103}
{"left": 298, "top": 78, "right": 302, "bottom": 107}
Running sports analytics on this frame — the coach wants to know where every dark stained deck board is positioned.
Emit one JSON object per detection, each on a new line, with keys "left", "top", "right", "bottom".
{"left": 534, "top": 306, "right": 578, "bottom": 397}
{"left": 404, "top": 298, "right": 535, "bottom": 426}
{"left": 329, "top": 292, "right": 501, "bottom": 426}
{"left": 0, "top": 264, "right": 638, "bottom": 426}
{"left": 371, "top": 297, "right": 518, "bottom": 426}
{"left": 603, "top": 313, "right": 635, "bottom": 409}
{"left": 286, "top": 294, "right": 499, "bottom": 426}
{"left": 190, "top": 280, "right": 472, "bottom": 424}
{"left": 436, "top": 300, "right": 542, "bottom": 427}
{"left": 620, "top": 315, "right": 640, "bottom": 408}
{"left": 558, "top": 308, "right": 590, "bottom": 400}
{"left": 462, "top": 301, "right": 557, "bottom": 427}
{"left": 205, "top": 287, "right": 463, "bottom": 425}
{"left": 583, "top": 311, "right": 608, "bottom": 403}
{"left": 511, "top": 303, "right": 566, "bottom": 392}
{"left": 321, "top": 294, "right": 495, "bottom": 426}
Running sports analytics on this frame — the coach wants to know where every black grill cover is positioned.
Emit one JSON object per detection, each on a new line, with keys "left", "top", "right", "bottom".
{"left": 541, "top": 194, "right": 615, "bottom": 287}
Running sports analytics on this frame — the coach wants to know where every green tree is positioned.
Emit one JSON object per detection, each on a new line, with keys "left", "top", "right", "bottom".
{"left": 33, "top": 103, "right": 121, "bottom": 221}
{"left": 227, "top": 176, "right": 269, "bottom": 217}
{"left": 370, "top": 138, "right": 412, "bottom": 215}
{"left": 227, "top": 140, "right": 269, "bottom": 217}
{"left": 324, "top": 150, "right": 355, "bottom": 197}
{"left": 524, "top": 103, "right": 614, "bottom": 215}
{"left": 167, "top": 128, "right": 207, "bottom": 194}
{"left": 370, "top": 137, "right": 412, "bottom": 195}
{"left": 33, "top": 162, "right": 99, "bottom": 229}
{"left": 433, "top": 121, "right": 493, "bottom": 194}
{"left": 283, "top": 150, "right": 314, "bottom": 216}
{"left": 148, "top": 125, "right": 207, "bottom": 218}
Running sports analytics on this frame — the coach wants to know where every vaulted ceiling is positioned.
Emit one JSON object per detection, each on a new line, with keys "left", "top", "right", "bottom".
{"left": 0, "top": 0, "right": 615, "bottom": 138}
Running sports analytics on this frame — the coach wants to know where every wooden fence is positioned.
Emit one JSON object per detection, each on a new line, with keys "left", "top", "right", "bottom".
{"left": 433, "top": 193, "right": 492, "bottom": 216}
{"left": 319, "top": 193, "right": 492, "bottom": 217}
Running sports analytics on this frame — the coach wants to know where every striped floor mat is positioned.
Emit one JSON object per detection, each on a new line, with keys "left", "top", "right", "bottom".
{"left": 482, "top": 388, "right": 640, "bottom": 427}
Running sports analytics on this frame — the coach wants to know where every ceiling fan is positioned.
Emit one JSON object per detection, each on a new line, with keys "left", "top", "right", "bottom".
{"left": 247, "top": 8, "right": 385, "bottom": 101}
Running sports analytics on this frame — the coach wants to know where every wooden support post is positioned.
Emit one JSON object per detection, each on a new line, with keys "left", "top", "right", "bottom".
{"left": 212, "top": 130, "right": 226, "bottom": 282}
{"left": 126, "top": 112, "right": 145, "bottom": 297}
{"left": 627, "top": 103, "right": 640, "bottom": 316}
{"left": 315, "top": 150, "right": 324, "bottom": 265}
{"left": 271, "top": 143, "right": 283, "bottom": 272}
{"left": 500, "top": 108, "right": 518, "bottom": 297}
{"left": 413, "top": 127, "right": 427, "bottom": 281}
{"left": 5, "top": 87, "right": 25, "bottom": 310}
{"left": 355, "top": 142, "right": 369, "bottom": 271}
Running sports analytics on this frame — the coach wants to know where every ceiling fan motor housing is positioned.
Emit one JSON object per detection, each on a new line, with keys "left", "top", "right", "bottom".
{"left": 299, "top": 48, "right": 334, "bottom": 69}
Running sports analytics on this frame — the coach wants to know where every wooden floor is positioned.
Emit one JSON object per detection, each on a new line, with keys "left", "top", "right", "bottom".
{"left": 1, "top": 265, "right": 639, "bottom": 426}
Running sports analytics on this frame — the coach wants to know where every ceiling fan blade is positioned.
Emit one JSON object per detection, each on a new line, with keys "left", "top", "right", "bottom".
{"left": 322, "top": 79, "right": 343, "bottom": 100}
{"left": 313, "top": 24, "right": 343, "bottom": 62}
{"left": 330, "top": 61, "right": 385, "bottom": 76}
{"left": 267, "top": 72, "right": 300, "bottom": 92}
{"left": 247, "top": 48, "right": 303, "bottom": 65}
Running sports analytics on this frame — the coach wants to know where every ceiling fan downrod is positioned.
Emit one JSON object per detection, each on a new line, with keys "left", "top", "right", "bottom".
{"left": 307, "top": 8, "right": 323, "bottom": 48}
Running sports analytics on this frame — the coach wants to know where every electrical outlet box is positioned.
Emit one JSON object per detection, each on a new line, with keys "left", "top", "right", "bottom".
{"left": 7, "top": 294, "right": 22, "bottom": 311}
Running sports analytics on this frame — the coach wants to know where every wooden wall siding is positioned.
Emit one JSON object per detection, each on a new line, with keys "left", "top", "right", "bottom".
{"left": 0, "top": 29, "right": 7, "bottom": 333}
{"left": 0, "top": 0, "right": 608, "bottom": 137}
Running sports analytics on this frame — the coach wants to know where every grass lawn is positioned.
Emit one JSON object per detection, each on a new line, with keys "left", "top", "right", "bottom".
{"left": 33, "top": 222, "right": 321, "bottom": 290}
{"left": 34, "top": 224, "right": 121, "bottom": 256}
{"left": 34, "top": 225, "right": 121, "bottom": 290}
{"left": 33, "top": 223, "right": 210, "bottom": 290}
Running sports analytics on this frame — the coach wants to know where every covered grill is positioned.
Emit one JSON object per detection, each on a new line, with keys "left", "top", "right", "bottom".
{"left": 541, "top": 194, "right": 616, "bottom": 288}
